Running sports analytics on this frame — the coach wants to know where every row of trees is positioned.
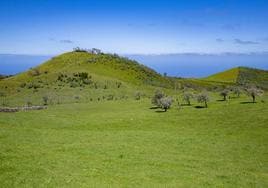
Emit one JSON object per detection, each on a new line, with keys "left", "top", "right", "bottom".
{"left": 73, "top": 47, "right": 102, "bottom": 54}
{"left": 151, "top": 85, "right": 264, "bottom": 112}
{"left": 219, "top": 86, "right": 263, "bottom": 103}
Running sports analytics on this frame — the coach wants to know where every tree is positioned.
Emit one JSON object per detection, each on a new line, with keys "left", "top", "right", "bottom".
{"left": 159, "top": 97, "right": 173, "bottom": 112}
{"left": 151, "top": 90, "right": 165, "bottom": 107}
{"left": 232, "top": 86, "right": 242, "bottom": 98}
{"left": 246, "top": 87, "right": 263, "bottom": 103}
{"left": 42, "top": 96, "right": 49, "bottom": 105}
{"left": 134, "top": 91, "right": 142, "bottom": 100}
{"left": 183, "top": 92, "right": 194, "bottom": 105}
{"left": 0, "top": 91, "right": 7, "bottom": 106}
{"left": 197, "top": 92, "right": 210, "bottom": 108}
{"left": 220, "top": 89, "right": 229, "bottom": 101}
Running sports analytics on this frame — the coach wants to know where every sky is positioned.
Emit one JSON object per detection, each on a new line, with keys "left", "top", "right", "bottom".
{"left": 1, "top": 0, "right": 268, "bottom": 55}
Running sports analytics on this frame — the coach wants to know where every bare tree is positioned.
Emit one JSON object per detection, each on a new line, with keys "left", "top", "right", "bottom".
{"left": 246, "top": 87, "right": 263, "bottom": 103}
{"left": 159, "top": 97, "right": 173, "bottom": 112}
{"left": 232, "top": 86, "right": 242, "bottom": 98}
{"left": 197, "top": 92, "right": 210, "bottom": 108}
{"left": 183, "top": 92, "right": 194, "bottom": 105}
{"left": 151, "top": 90, "right": 165, "bottom": 107}
{"left": 220, "top": 89, "right": 229, "bottom": 101}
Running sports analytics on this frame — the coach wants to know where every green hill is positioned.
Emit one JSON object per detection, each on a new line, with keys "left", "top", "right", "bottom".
{"left": 0, "top": 51, "right": 173, "bottom": 106}
{"left": 204, "top": 67, "right": 268, "bottom": 89}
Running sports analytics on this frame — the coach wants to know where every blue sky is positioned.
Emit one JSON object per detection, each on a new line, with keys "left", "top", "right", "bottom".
{"left": 1, "top": 0, "right": 268, "bottom": 55}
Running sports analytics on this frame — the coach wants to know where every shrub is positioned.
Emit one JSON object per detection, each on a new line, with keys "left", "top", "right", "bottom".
{"left": 134, "top": 91, "right": 142, "bottom": 100}
{"left": 107, "top": 94, "right": 114, "bottom": 101}
{"left": 94, "top": 83, "right": 98, "bottom": 89}
{"left": 0, "top": 92, "right": 7, "bottom": 106}
{"left": 29, "top": 68, "right": 40, "bottom": 76}
{"left": 151, "top": 90, "right": 165, "bottom": 107}
{"left": 197, "top": 92, "right": 210, "bottom": 108}
{"left": 20, "top": 83, "right": 26, "bottom": 88}
{"left": 116, "top": 82, "right": 122, "bottom": 88}
{"left": 246, "top": 86, "right": 263, "bottom": 103}
{"left": 159, "top": 97, "right": 173, "bottom": 112}
{"left": 42, "top": 96, "right": 49, "bottom": 105}
{"left": 74, "top": 95, "right": 80, "bottom": 101}
{"left": 25, "top": 99, "right": 32, "bottom": 107}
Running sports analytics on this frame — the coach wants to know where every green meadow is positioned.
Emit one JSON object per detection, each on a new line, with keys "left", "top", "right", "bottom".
{"left": 1, "top": 96, "right": 267, "bottom": 187}
{"left": 0, "top": 51, "right": 267, "bottom": 187}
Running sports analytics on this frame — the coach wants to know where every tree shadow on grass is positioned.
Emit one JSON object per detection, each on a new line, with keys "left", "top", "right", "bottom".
{"left": 195, "top": 105, "right": 206, "bottom": 109}
{"left": 216, "top": 99, "right": 225, "bottom": 102}
{"left": 150, "top": 106, "right": 159, "bottom": 109}
{"left": 240, "top": 101, "right": 255, "bottom": 104}
{"left": 155, "top": 110, "right": 166, "bottom": 113}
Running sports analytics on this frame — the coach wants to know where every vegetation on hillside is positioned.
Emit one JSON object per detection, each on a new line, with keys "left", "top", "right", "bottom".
{"left": 204, "top": 66, "right": 268, "bottom": 90}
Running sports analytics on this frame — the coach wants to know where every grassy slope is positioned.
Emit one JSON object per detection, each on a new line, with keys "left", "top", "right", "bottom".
{"left": 204, "top": 67, "right": 240, "bottom": 83}
{"left": 0, "top": 95, "right": 267, "bottom": 187}
{"left": 0, "top": 52, "right": 173, "bottom": 106}
{"left": 2, "top": 52, "right": 172, "bottom": 87}
{"left": 204, "top": 67, "right": 268, "bottom": 89}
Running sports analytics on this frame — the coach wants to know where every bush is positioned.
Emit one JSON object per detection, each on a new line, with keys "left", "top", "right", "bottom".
{"left": 29, "top": 68, "right": 40, "bottom": 76}
{"left": 74, "top": 95, "right": 80, "bottom": 101}
{"left": 134, "top": 91, "right": 142, "bottom": 100}
{"left": 116, "top": 82, "right": 122, "bottom": 88}
{"left": 0, "top": 92, "right": 7, "bottom": 106}
{"left": 107, "top": 94, "right": 114, "bottom": 101}
{"left": 42, "top": 96, "right": 49, "bottom": 105}
{"left": 197, "top": 92, "right": 209, "bottom": 108}
{"left": 159, "top": 97, "right": 173, "bottom": 112}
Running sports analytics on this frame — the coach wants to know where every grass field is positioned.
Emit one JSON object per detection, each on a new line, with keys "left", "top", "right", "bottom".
{"left": 1, "top": 96, "right": 267, "bottom": 187}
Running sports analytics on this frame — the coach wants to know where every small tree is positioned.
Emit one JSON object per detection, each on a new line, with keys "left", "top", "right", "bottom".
{"left": 246, "top": 87, "right": 263, "bottom": 103}
{"left": 220, "top": 89, "right": 229, "bottom": 101}
{"left": 151, "top": 90, "right": 165, "bottom": 107}
{"left": 134, "top": 91, "right": 142, "bottom": 100}
{"left": 232, "top": 87, "right": 242, "bottom": 98}
{"left": 159, "top": 97, "right": 173, "bottom": 112}
{"left": 42, "top": 96, "right": 49, "bottom": 105}
{"left": 0, "top": 92, "right": 7, "bottom": 106}
{"left": 183, "top": 92, "right": 194, "bottom": 105}
{"left": 197, "top": 92, "right": 210, "bottom": 108}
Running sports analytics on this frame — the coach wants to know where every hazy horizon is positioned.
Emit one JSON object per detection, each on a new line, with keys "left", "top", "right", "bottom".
{"left": 1, "top": 0, "right": 268, "bottom": 77}
{"left": 1, "top": 52, "right": 267, "bottom": 77}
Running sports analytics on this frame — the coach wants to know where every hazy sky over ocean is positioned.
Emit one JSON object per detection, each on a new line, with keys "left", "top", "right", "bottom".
{"left": 1, "top": 53, "right": 267, "bottom": 77}
{"left": 0, "top": 0, "right": 268, "bottom": 77}
{"left": 1, "top": 0, "right": 268, "bottom": 54}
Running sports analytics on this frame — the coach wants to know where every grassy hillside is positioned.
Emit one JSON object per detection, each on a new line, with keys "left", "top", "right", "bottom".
{"left": 0, "top": 96, "right": 267, "bottom": 187}
{"left": 204, "top": 67, "right": 268, "bottom": 89}
{"left": 0, "top": 51, "right": 174, "bottom": 106}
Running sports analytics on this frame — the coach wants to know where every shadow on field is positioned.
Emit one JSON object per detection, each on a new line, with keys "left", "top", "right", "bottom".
{"left": 150, "top": 107, "right": 159, "bottom": 109}
{"left": 240, "top": 101, "right": 255, "bottom": 104}
{"left": 216, "top": 99, "right": 225, "bottom": 102}
{"left": 195, "top": 106, "right": 206, "bottom": 109}
{"left": 155, "top": 110, "right": 166, "bottom": 113}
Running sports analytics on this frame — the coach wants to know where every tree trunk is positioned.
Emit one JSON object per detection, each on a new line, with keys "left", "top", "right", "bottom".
{"left": 205, "top": 101, "right": 208, "bottom": 108}
{"left": 252, "top": 95, "right": 255, "bottom": 103}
